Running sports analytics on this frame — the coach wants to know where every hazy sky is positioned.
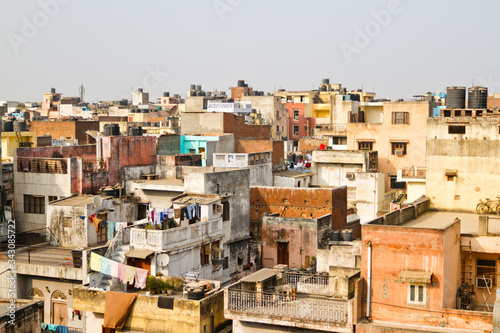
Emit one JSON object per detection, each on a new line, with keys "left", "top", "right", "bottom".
{"left": 1, "top": 0, "right": 499, "bottom": 103}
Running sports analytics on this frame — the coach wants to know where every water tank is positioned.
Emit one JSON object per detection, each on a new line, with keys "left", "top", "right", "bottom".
{"left": 196, "top": 85, "right": 201, "bottom": 92}
{"left": 237, "top": 80, "right": 245, "bottom": 87}
{"left": 468, "top": 86, "right": 488, "bottom": 109}
{"left": 2, "top": 121, "right": 14, "bottom": 132}
{"left": 320, "top": 86, "right": 327, "bottom": 92}
{"left": 331, "top": 230, "right": 340, "bottom": 242}
{"left": 138, "top": 88, "right": 143, "bottom": 93}
{"left": 103, "top": 124, "right": 112, "bottom": 136}
{"left": 51, "top": 88, "right": 56, "bottom": 94}
{"left": 13, "top": 120, "right": 27, "bottom": 132}
{"left": 190, "top": 84, "right": 196, "bottom": 91}
{"left": 111, "top": 124, "right": 120, "bottom": 136}
{"left": 128, "top": 126, "right": 143, "bottom": 136}
{"left": 163, "top": 92, "right": 170, "bottom": 97}
{"left": 322, "top": 78, "right": 330, "bottom": 84}
{"left": 342, "top": 230, "right": 353, "bottom": 242}
{"left": 446, "top": 87, "right": 466, "bottom": 108}
{"left": 196, "top": 91, "right": 203, "bottom": 97}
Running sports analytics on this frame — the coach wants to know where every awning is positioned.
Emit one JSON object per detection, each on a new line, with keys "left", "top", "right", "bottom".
{"left": 125, "top": 249, "right": 154, "bottom": 259}
{"left": 203, "top": 244, "right": 212, "bottom": 255}
{"left": 212, "top": 245, "right": 224, "bottom": 252}
{"left": 398, "top": 271, "right": 432, "bottom": 284}
{"left": 241, "top": 269, "right": 276, "bottom": 283}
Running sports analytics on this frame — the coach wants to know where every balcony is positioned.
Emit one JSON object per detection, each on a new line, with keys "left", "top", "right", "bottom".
{"left": 130, "top": 218, "right": 223, "bottom": 252}
{"left": 225, "top": 287, "right": 354, "bottom": 332}
{"left": 397, "top": 167, "right": 426, "bottom": 183}
{"left": 312, "top": 123, "right": 347, "bottom": 136}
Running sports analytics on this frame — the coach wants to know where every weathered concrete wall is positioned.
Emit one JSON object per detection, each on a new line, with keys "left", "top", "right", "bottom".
{"left": 157, "top": 135, "right": 181, "bottom": 155}
{"left": 347, "top": 101, "right": 429, "bottom": 192}
{"left": 317, "top": 241, "right": 362, "bottom": 273}
{"left": 241, "top": 95, "right": 288, "bottom": 140}
{"left": 180, "top": 112, "right": 225, "bottom": 135}
{"left": 0, "top": 299, "right": 43, "bottom": 333}
{"left": 234, "top": 140, "right": 285, "bottom": 166}
{"left": 299, "top": 138, "right": 328, "bottom": 154}
{"left": 360, "top": 220, "right": 472, "bottom": 330}
{"left": 261, "top": 215, "right": 330, "bottom": 269}
{"left": 30, "top": 120, "right": 99, "bottom": 145}
{"left": 426, "top": 117, "right": 500, "bottom": 212}
{"left": 74, "top": 288, "right": 228, "bottom": 333}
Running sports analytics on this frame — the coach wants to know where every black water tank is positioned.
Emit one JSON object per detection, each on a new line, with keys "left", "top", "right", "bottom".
{"left": 322, "top": 78, "right": 330, "bottom": 84}
{"left": 468, "top": 86, "right": 488, "bottom": 109}
{"left": 342, "top": 230, "right": 353, "bottom": 241}
{"left": 2, "top": 121, "right": 14, "bottom": 132}
{"left": 103, "top": 124, "right": 112, "bottom": 136}
{"left": 187, "top": 288, "right": 205, "bottom": 300}
{"left": 51, "top": 88, "right": 56, "bottom": 94}
{"left": 111, "top": 124, "right": 120, "bottom": 135}
{"left": 13, "top": 120, "right": 27, "bottom": 132}
{"left": 196, "top": 85, "right": 201, "bottom": 92}
{"left": 163, "top": 92, "right": 170, "bottom": 97}
{"left": 237, "top": 80, "right": 245, "bottom": 87}
{"left": 331, "top": 230, "right": 340, "bottom": 242}
{"left": 128, "top": 126, "right": 143, "bottom": 136}
{"left": 190, "top": 84, "right": 196, "bottom": 91}
{"left": 320, "top": 86, "right": 327, "bottom": 92}
{"left": 446, "top": 87, "right": 466, "bottom": 108}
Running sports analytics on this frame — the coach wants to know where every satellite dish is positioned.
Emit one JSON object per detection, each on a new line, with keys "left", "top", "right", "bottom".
{"left": 157, "top": 253, "right": 170, "bottom": 267}
{"left": 93, "top": 195, "right": 102, "bottom": 207}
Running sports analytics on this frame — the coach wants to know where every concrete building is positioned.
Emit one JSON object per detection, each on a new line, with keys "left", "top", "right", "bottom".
{"left": 311, "top": 150, "right": 385, "bottom": 223}
{"left": 0, "top": 299, "right": 43, "bottom": 332}
{"left": 224, "top": 266, "right": 363, "bottom": 333}
{"left": 180, "top": 112, "right": 271, "bottom": 141}
{"left": 240, "top": 95, "right": 289, "bottom": 141}
{"left": 74, "top": 284, "right": 228, "bottom": 333}
{"left": 1, "top": 130, "right": 36, "bottom": 162}
{"left": 131, "top": 88, "right": 149, "bottom": 106}
{"left": 180, "top": 134, "right": 234, "bottom": 167}
{"left": 30, "top": 120, "right": 99, "bottom": 145}
{"left": 287, "top": 102, "right": 315, "bottom": 148}
{"left": 59, "top": 105, "right": 92, "bottom": 119}
{"left": 273, "top": 169, "right": 312, "bottom": 188}
{"left": 357, "top": 200, "right": 494, "bottom": 332}
{"left": 213, "top": 151, "right": 273, "bottom": 186}
{"left": 426, "top": 116, "right": 500, "bottom": 212}
{"left": 234, "top": 139, "right": 285, "bottom": 171}
{"left": 41, "top": 88, "right": 62, "bottom": 113}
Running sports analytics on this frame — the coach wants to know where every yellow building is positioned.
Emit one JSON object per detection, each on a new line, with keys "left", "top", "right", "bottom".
{"left": 1, "top": 131, "right": 36, "bottom": 162}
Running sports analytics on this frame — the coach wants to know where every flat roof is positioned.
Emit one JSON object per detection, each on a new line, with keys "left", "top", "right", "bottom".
{"left": 403, "top": 211, "right": 478, "bottom": 234}
{"left": 50, "top": 195, "right": 96, "bottom": 207}
{"left": 172, "top": 194, "right": 221, "bottom": 205}
{"left": 274, "top": 170, "right": 313, "bottom": 178}
{"left": 132, "top": 178, "right": 184, "bottom": 187}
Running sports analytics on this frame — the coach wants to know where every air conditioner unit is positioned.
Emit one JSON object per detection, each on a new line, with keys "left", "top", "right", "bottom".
{"left": 476, "top": 277, "right": 493, "bottom": 288}
{"left": 395, "top": 150, "right": 404, "bottom": 156}
{"left": 346, "top": 172, "right": 355, "bottom": 180}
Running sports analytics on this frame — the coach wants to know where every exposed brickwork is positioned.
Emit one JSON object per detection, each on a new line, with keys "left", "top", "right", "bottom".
{"left": 223, "top": 113, "right": 270, "bottom": 140}
{"left": 234, "top": 140, "right": 284, "bottom": 166}
{"left": 299, "top": 138, "right": 328, "bottom": 154}
{"left": 287, "top": 103, "right": 314, "bottom": 142}
{"left": 30, "top": 120, "right": 99, "bottom": 145}
{"left": 250, "top": 186, "right": 347, "bottom": 230}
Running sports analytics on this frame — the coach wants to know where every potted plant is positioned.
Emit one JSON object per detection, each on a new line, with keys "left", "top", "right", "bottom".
{"left": 146, "top": 276, "right": 159, "bottom": 295}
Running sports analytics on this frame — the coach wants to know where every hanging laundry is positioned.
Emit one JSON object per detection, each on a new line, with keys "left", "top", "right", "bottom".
{"left": 194, "top": 202, "right": 200, "bottom": 218}
{"left": 134, "top": 268, "right": 148, "bottom": 289}
{"left": 100, "top": 257, "right": 111, "bottom": 276}
{"left": 186, "top": 205, "right": 193, "bottom": 219}
{"left": 118, "top": 263, "right": 126, "bottom": 283}
{"left": 57, "top": 325, "right": 68, "bottom": 333}
{"left": 47, "top": 324, "right": 58, "bottom": 332}
{"left": 107, "top": 221, "right": 115, "bottom": 240}
{"left": 115, "top": 222, "right": 127, "bottom": 232}
{"left": 109, "top": 260, "right": 119, "bottom": 278}
{"left": 90, "top": 215, "right": 102, "bottom": 233}
{"left": 90, "top": 252, "right": 102, "bottom": 272}
{"left": 174, "top": 209, "right": 180, "bottom": 219}
{"left": 167, "top": 209, "right": 174, "bottom": 219}
{"left": 125, "top": 265, "right": 135, "bottom": 284}
{"left": 41, "top": 323, "right": 48, "bottom": 330}
{"left": 180, "top": 207, "right": 188, "bottom": 220}
{"left": 153, "top": 212, "right": 161, "bottom": 225}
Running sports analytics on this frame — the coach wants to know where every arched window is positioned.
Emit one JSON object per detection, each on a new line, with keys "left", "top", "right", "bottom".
{"left": 51, "top": 290, "right": 68, "bottom": 326}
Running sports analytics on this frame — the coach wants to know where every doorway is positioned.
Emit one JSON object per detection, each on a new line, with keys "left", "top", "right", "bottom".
{"left": 277, "top": 242, "right": 289, "bottom": 266}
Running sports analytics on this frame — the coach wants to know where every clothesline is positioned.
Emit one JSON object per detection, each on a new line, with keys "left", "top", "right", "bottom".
{"left": 90, "top": 252, "right": 148, "bottom": 289}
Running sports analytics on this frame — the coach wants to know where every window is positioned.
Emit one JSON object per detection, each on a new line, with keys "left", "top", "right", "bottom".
{"left": 448, "top": 125, "right": 466, "bottom": 134}
{"left": 201, "top": 244, "right": 211, "bottom": 266}
{"left": 407, "top": 284, "right": 427, "bottom": 305}
{"left": 358, "top": 142, "right": 373, "bottom": 150}
{"left": 63, "top": 216, "right": 72, "bottom": 228}
{"left": 304, "top": 126, "right": 307, "bottom": 132}
{"left": 276, "top": 126, "right": 279, "bottom": 132}
{"left": 48, "top": 196, "right": 58, "bottom": 202}
{"left": 276, "top": 111, "right": 279, "bottom": 118}
{"left": 392, "top": 112, "right": 410, "bottom": 124}
{"left": 293, "top": 110, "right": 299, "bottom": 120}
{"left": 332, "top": 136, "right": 347, "bottom": 145}
{"left": 293, "top": 126, "right": 300, "bottom": 136}
{"left": 477, "top": 259, "right": 496, "bottom": 287}
{"left": 24, "top": 195, "right": 45, "bottom": 214}
{"left": 390, "top": 175, "right": 406, "bottom": 189}
{"left": 391, "top": 142, "right": 407, "bottom": 155}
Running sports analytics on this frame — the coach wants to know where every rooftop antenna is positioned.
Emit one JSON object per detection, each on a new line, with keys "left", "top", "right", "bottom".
{"left": 78, "top": 83, "right": 85, "bottom": 103}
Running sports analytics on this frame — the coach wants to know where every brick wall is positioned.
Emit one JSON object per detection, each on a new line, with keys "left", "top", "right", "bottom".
{"left": 30, "top": 120, "right": 99, "bottom": 145}
{"left": 223, "top": 113, "right": 271, "bottom": 140}
{"left": 234, "top": 140, "right": 284, "bottom": 165}
{"left": 250, "top": 186, "right": 347, "bottom": 230}
{"left": 299, "top": 138, "right": 328, "bottom": 154}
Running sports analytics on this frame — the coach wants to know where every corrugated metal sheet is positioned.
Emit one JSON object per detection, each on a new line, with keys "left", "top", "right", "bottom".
{"left": 240, "top": 269, "right": 276, "bottom": 283}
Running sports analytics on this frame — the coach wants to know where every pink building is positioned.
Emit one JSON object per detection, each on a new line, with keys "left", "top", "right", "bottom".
{"left": 287, "top": 103, "right": 315, "bottom": 149}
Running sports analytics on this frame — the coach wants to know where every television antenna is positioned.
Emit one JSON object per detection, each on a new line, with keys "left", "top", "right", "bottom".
{"left": 78, "top": 83, "right": 85, "bottom": 103}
